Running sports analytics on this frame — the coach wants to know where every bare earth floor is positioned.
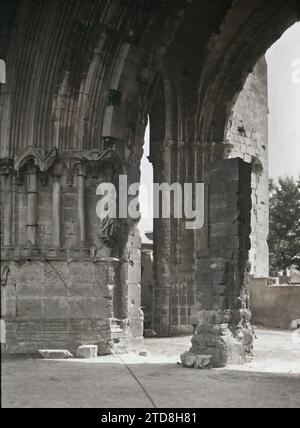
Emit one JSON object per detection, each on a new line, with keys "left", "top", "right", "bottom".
{"left": 1, "top": 329, "right": 300, "bottom": 408}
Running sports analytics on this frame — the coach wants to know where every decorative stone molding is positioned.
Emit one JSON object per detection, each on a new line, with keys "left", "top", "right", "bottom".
{"left": 13, "top": 147, "right": 123, "bottom": 186}
{"left": 63, "top": 148, "right": 123, "bottom": 186}
{"left": 14, "top": 147, "right": 58, "bottom": 184}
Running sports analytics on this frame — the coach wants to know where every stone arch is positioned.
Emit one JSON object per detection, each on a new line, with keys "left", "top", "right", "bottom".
{"left": 196, "top": 0, "right": 300, "bottom": 143}
{"left": 1, "top": 263, "right": 11, "bottom": 287}
{"left": 1, "top": 263, "right": 16, "bottom": 318}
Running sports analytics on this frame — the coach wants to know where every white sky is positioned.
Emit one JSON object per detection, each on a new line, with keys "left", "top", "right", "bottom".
{"left": 139, "top": 23, "right": 300, "bottom": 241}
{"left": 266, "top": 22, "right": 300, "bottom": 179}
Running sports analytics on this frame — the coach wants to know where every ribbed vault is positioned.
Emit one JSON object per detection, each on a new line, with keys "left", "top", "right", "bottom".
{"left": 1, "top": 0, "right": 299, "bottom": 161}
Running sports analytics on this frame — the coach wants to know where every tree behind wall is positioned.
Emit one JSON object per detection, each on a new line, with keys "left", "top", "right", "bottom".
{"left": 268, "top": 176, "right": 300, "bottom": 276}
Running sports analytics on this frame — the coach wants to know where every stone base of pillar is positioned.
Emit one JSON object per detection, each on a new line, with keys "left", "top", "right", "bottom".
{"left": 186, "top": 321, "right": 253, "bottom": 368}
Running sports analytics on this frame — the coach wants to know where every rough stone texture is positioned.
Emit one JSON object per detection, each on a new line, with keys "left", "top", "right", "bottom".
{"left": 226, "top": 58, "right": 269, "bottom": 277}
{"left": 0, "top": 259, "right": 137, "bottom": 355}
{"left": 250, "top": 277, "right": 300, "bottom": 330}
{"left": 76, "top": 345, "right": 98, "bottom": 359}
{"left": 190, "top": 158, "right": 253, "bottom": 368}
{"left": 180, "top": 352, "right": 213, "bottom": 370}
{"left": 39, "top": 349, "right": 73, "bottom": 360}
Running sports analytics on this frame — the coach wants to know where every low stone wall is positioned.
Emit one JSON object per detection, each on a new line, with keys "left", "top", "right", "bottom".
{"left": 250, "top": 277, "right": 300, "bottom": 330}
{"left": 1, "top": 258, "right": 143, "bottom": 354}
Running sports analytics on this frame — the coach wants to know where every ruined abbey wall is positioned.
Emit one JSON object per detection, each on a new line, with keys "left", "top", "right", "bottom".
{"left": 226, "top": 57, "right": 269, "bottom": 277}
{"left": 0, "top": 154, "right": 143, "bottom": 354}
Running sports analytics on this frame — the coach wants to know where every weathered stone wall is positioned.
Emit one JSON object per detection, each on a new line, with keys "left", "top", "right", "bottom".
{"left": 1, "top": 259, "right": 135, "bottom": 354}
{"left": 250, "top": 278, "right": 300, "bottom": 330}
{"left": 0, "top": 151, "right": 144, "bottom": 354}
{"left": 226, "top": 57, "right": 269, "bottom": 277}
{"left": 191, "top": 158, "right": 253, "bottom": 367}
{"left": 149, "top": 57, "right": 269, "bottom": 336}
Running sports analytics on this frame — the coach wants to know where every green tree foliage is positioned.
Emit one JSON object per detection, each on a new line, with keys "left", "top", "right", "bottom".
{"left": 268, "top": 176, "right": 300, "bottom": 276}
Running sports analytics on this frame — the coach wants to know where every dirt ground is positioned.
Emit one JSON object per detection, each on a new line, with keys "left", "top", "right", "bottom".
{"left": 1, "top": 329, "right": 300, "bottom": 408}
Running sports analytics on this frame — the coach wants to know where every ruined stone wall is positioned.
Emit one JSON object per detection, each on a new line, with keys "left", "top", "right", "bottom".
{"left": 1, "top": 259, "right": 130, "bottom": 354}
{"left": 192, "top": 158, "right": 253, "bottom": 367}
{"left": 250, "top": 278, "right": 300, "bottom": 329}
{"left": 0, "top": 153, "right": 143, "bottom": 354}
{"left": 226, "top": 57, "right": 269, "bottom": 277}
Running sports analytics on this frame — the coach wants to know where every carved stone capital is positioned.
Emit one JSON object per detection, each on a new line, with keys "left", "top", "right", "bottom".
{"left": 14, "top": 146, "right": 58, "bottom": 175}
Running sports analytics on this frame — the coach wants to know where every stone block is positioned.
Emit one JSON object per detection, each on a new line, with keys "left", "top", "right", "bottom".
{"left": 76, "top": 345, "right": 98, "bottom": 359}
{"left": 39, "top": 349, "right": 73, "bottom": 359}
{"left": 180, "top": 352, "right": 213, "bottom": 369}
{"left": 291, "top": 268, "right": 300, "bottom": 285}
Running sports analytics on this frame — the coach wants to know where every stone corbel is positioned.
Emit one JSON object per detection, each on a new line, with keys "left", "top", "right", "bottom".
{"left": 77, "top": 147, "right": 123, "bottom": 177}
{"left": 62, "top": 147, "right": 123, "bottom": 184}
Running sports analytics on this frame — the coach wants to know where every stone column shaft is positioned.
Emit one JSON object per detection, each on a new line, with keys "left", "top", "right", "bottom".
{"left": 2, "top": 174, "right": 13, "bottom": 247}
{"left": 182, "top": 158, "right": 253, "bottom": 369}
{"left": 26, "top": 166, "right": 38, "bottom": 246}
{"left": 52, "top": 176, "right": 62, "bottom": 248}
{"left": 152, "top": 139, "right": 173, "bottom": 337}
{"left": 77, "top": 170, "right": 86, "bottom": 245}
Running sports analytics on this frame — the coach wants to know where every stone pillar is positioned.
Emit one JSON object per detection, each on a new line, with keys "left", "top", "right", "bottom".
{"left": 52, "top": 177, "right": 61, "bottom": 247}
{"left": 48, "top": 170, "right": 64, "bottom": 257}
{"left": 72, "top": 164, "right": 89, "bottom": 256}
{"left": 0, "top": 159, "right": 13, "bottom": 256}
{"left": 182, "top": 158, "right": 253, "bottom": 368}
{"left": 26, "top": 165, "right": 38, "bottom": 247}
{"left": 78, "top": 167, "right": 86, "bottom": 244}
{"left": 151, "top": 139, "right": 173, "bottom": 337}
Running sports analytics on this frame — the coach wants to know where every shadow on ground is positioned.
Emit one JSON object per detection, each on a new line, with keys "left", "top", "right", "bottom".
{"left": 2, "top": 356, "right": 300, "bottom": 408}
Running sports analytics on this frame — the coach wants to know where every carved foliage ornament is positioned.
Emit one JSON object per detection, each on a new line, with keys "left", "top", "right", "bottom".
{"left": 63, "top": 148, "right": 123, "bottom": 186}
{"left": 14, "top": 147, "right": 58, "bottom": 183}
{"left": 13, "top": 147, "right": 123, "bottom": 186}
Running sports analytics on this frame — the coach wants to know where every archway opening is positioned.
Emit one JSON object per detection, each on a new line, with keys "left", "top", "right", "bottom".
{"left": 139, "top": 119, "right": 154, "bottom": 334}
{"left": 226, "top": 23, "right": 300, "bottom": 340}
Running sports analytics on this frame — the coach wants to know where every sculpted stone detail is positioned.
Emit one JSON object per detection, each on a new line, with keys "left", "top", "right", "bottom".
{"left": 98, "top": 167, "right": 120, "bottom": 250}
{"left": 14, "top": 147, "right": 58, "bottom": 183}
{"left": 62, "top": 148, "right": 123, "bottom": 186}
